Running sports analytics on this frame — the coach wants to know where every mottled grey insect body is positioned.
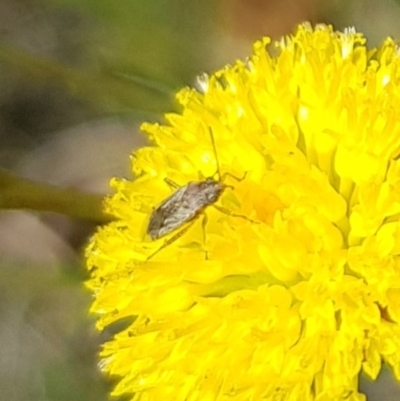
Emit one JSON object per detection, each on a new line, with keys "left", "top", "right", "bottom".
{"left": 147, "top": 177, "right": 225, "bottom": 240}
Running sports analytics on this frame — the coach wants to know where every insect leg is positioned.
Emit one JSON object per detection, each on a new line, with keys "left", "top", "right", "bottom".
{"left": 212, "top": 204, "right": 258, "bottom": 224}
{"left": 146, "top": 223, "right": 192, "bottom": 260}
{"left": 221, "top": 171, "right": 248, "bottom": 183}
{"left": 164, "top": 177, "right": 180, "bottom": 190}
{"left": 200, "top": 212, "right": 209, "bottom": 260}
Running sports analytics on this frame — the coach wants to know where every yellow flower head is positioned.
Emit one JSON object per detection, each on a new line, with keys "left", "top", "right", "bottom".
{"left": 86, "top": 23, "right": 400, "bottom": 401}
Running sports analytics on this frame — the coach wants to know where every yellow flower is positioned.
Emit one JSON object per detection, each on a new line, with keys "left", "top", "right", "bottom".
{"left": 86, "top": 23, "right": 400, "bottom": 401}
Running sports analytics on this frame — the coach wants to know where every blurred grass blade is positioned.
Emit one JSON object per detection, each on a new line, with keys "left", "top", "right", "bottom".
{"left": 0, "top": 42, "right": 174, "bottom": 115}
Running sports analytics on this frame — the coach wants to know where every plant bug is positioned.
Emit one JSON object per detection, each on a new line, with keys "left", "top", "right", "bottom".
{"left": 146, "top": 128, "right": 248, "bottom": 259}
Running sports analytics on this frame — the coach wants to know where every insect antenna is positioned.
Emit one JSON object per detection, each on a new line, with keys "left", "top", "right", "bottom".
{"left": 208, "top": 127, "right": 222, "bottom": 181}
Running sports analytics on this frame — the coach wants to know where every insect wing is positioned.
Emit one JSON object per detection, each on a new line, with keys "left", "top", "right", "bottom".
{"left": 147, "top": 185, "right": 198, "bottom": 239}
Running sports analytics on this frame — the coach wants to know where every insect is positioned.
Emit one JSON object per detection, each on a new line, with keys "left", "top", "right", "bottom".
{"left": 146, "top": 128, "right": 247, "bottom": 259}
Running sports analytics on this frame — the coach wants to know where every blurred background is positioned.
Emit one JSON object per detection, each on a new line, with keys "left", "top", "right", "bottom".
{"left": 1, "top": 0, "right": 400, "bottom": 400}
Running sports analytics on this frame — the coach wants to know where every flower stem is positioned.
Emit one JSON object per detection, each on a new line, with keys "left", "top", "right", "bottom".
{"left": 0, "top": 168, "right": 111, "bottom": 223}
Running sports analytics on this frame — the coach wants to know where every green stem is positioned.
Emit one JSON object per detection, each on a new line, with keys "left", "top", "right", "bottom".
{"left": 0, "top": 169, "right": 112, "bottom": 223}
